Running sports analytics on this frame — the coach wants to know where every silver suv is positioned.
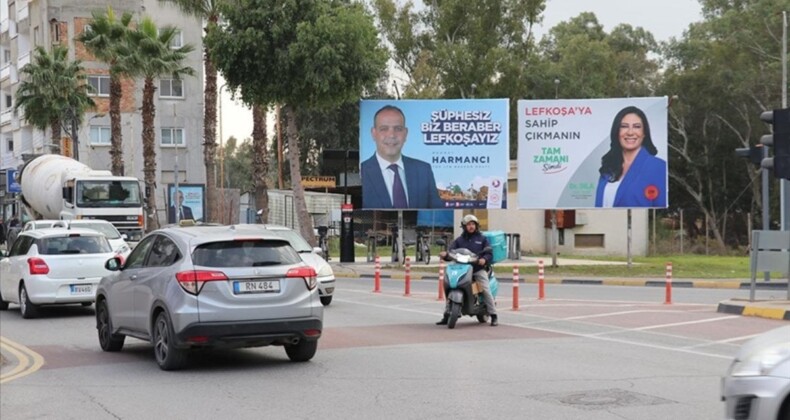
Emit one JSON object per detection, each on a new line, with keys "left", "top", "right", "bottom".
{"left": 95, "top": 224, "right": 323, "bottom": 370}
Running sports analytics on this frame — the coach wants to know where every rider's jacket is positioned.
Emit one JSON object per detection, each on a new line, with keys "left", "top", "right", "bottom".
{"left": 448, "top": 230, "right": 493, "bottom": 273}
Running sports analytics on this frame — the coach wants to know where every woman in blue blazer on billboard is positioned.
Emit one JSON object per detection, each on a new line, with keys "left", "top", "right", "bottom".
{"left": 595, "top": 106, "right": 667, "bottom": 208}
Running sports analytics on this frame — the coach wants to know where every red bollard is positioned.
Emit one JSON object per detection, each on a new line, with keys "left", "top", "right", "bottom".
{"left": 538, "top": 259, "right": 545, "bottom": 300}
{"left": 373, "top": 255, "right": 381, "bottom": 293}
{"left": 665, "top": 262, "right": 673, "bottom": 304}
{"left": 437, "top": 260, "right": 445, "bottom": 301}
{"left": 512, "top": 265, "right": 519, "bottom": 311}
{"left": 404, "top": 257, "right": 411, "bottom": 296}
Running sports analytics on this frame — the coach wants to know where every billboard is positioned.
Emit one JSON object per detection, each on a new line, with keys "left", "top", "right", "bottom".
{"left": 360, "top": 99, "right": 509, "bottom": 210}
{"left": 517, "top": 97, "right": 668, "bottom": 209}
{"left": 167, "top": 183, "right": 205, "bottom": 224}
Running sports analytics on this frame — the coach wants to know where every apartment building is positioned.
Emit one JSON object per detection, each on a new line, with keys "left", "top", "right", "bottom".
{"left": 0, "top": 0, "right": 205, "bottom": 223}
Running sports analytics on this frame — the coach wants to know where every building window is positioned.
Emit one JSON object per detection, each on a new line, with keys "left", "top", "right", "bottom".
{"left": 159, "top": 79, "right": 183, "bottom": 98}
{"left": 6, "top": 137, "right": 13, "bottom": 152}
{"left": 3, "top": 50, "right": 10, "bottom": 64}
{"left": 89, "top": 126, "right": 111, "bottom": 145}
{"left": 87, "top": 75, "right": 110, "bottom": 96}
{"left": 160, "top": 127, "right": 184, "bottom": 146}
{"left": 575, "top": 234, "right": 605, "bottom": 248}
{"left": 50, "top": 19, "right": 61, "bottom": 43}
{"left": 169, "top": 30, "right": 183, "bottom": 48}
{"left": 5, "top": 95, "right": 11, "bottom": 108}
{"left": 33, "top": 26, "right": 40, "bottom": 46}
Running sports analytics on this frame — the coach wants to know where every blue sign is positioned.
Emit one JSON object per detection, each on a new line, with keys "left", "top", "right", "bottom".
{"left": 6, "top": 169, "right": 21, "bottom": 193}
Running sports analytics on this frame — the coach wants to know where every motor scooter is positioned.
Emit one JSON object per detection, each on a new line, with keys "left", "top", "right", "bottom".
{"left": 442, "top": 248, "right": 498, "bottom": 329}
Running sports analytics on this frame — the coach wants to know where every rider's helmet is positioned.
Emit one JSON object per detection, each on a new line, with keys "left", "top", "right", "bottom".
{"left": 460, "top": 214, "right": 479, "bottom": 229}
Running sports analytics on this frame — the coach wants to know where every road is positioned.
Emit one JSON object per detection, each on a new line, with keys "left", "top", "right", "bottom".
{"left": 0, "top": 276, "right": 786, "bottom": 420}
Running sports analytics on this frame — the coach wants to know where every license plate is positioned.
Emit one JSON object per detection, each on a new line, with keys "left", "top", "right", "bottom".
{"left": 233, "top": 280, "right": 280, "bottom": 294}
{"left": 70, "top": 284, "right": 93, "bottom": 295}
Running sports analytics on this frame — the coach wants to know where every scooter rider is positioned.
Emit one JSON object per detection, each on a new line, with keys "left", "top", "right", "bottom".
{"left": 436, "top": 214, "right": 498, "bottom": 327}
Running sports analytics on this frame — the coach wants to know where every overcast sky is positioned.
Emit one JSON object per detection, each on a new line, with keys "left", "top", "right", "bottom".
{"left": 219, "top": 0, "right": 704, "bottom": 143}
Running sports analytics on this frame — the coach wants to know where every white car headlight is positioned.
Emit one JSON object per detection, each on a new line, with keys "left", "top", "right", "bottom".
{"left": 731, "top": 343, "right": 790, "bottom": 377}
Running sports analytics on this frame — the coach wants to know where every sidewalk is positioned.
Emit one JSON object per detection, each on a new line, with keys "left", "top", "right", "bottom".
{"left": 329, "top": 257, "right": 790, "bottom": 321}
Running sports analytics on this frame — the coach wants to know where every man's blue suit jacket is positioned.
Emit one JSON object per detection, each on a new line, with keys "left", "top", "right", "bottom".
{"left": 595, "top": 147, "right": 667, "bottom": 208}
{"left": 361, "top": 154, "right": 444, "bottom": 209}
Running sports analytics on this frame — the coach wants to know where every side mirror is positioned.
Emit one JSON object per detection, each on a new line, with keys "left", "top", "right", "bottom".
{"left": 435, "top": 239, "right": 446, "bottom": 246}
{"left": 105, "top": 256, "right": 123, "bottom": 271}
{"left": 312, "top": 247, "right": 323, "bottom": 254}
{"left": 0, "top": 250, "right": 7, "bottom": 258}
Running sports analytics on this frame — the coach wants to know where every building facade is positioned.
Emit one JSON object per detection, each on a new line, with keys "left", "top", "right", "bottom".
{"left": 0, "top": 0, "right": 205, "bottom": 224}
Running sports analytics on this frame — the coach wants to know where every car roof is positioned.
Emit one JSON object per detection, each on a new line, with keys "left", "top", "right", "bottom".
{"left": 155, "top": 224, "right": 289, "bottom": 245}
{"left": 21, "top": 227, "right": 106, "bottom": 239}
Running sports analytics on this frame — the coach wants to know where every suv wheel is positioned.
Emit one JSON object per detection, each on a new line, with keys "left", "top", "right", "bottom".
{"left": 285, "top": 339, "right": 318, "bottom": 362}
{"left": 97, "top": 300, "right": 125, "bottom": 352}
{"left": 153, "top": 312, "right": 187, "bottom": 370}
{"left": 19, "top": 284, "right": 39, "bottom": 319}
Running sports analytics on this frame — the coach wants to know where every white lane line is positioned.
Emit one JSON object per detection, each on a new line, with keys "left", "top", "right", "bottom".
{"left": 627, "top": 316, "right": 740, "bottom": 331}
{"left": 683, "top": 333, "right": 763, "bottom": 349}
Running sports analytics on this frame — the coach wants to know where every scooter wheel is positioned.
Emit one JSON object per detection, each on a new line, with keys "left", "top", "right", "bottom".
{"left": 477, "top": 314, "right": 489, "bottom": 323}
{"left": 448, "top": 302, "right": 461, "bottom": 329}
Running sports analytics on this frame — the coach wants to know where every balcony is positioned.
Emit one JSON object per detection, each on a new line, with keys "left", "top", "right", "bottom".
{"left": 1, "top": 110, "right": 12, "bottom": 126}
{"left": 17, "top": 51, "right": 29, "bottom": 69}
{"left": 0, "top": 63, "right": 9, "bottom": 81}
{"left": 1, "top": 19, "right": 8, "bottom": 35}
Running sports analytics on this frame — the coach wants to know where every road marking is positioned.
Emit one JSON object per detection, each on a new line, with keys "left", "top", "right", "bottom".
{"left": 0, "top": 336, "right": 44, "bottom": 384}
{"left": 627, "top": 315, "right": 740, "bottom": 331}
{"left": 336, "top": 291, "right": 735, "bottom": 360}
{"left": 683, "top": 333, "right": 763, "bottom": 349}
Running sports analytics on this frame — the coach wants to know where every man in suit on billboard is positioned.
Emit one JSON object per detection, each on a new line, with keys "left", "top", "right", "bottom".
{"left": 361, "top": 105, "right": 443, "bottom": 209}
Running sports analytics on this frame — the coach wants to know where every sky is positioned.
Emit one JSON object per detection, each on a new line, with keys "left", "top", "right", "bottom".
{"left": 218, "top": 0, "right": 704, "bottom": 144}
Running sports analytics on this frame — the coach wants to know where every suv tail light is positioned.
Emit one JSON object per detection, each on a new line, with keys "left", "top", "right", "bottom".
{"left": 175, "top": 270, "right": 228, "bottom": 295}
{"left": 28, "top": 257, "right": 50, "bottom": 275}
{"left": 286, "top": 267, "right": 317, "bottom": 290}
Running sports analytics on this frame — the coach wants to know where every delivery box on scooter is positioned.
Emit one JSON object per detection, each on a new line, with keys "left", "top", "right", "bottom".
{"left": 483, "top": 230, "right": 507, "bottom": 263}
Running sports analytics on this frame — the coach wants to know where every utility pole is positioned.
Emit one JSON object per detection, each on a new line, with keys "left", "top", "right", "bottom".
{"left": 781, "top": 11, "right": 788, "bottom": 230}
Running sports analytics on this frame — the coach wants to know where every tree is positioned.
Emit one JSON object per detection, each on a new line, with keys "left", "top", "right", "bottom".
{"left": 208, "top": 0, "right": 388, "bottom": 245}
{"left": 77, "top": 6, "right": 135, "bottom": 175}
{"left": 126, "top": 18, "right": 195, "bottom": 231}
{"left": 658, "top": 0, "right": 788, "bottom": 247}
{"left": 157, "top": 0, "right": 226, "bottom": 222}
{"left": 251, "top": 104, "right": 269, "bottom": 222}
{"left": 15, "top": 46, "right": 95, "bottom": 155}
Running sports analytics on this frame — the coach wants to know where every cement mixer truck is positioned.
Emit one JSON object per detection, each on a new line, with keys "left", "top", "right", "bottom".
{"left": 16, "top": 154, "right": 145, "bottom": 242}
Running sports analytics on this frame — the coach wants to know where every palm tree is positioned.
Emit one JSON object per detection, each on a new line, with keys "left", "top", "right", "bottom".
{"left": 77, "top": 6, "right": 135, "bottom": 175}
{"left": 127, "top": 17, "right": 195, "bottom": 231}
{"left": 14, "top": 46, "right": 95, "bottom": 155}
{"left": 158, "top": 0, "right": 225, "bottom": 222}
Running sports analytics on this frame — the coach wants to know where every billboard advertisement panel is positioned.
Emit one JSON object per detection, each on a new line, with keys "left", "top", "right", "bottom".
{"left": 167, "top": 183, "right": 205, "bottom": 223}
{"left": 517, "top": 97, "right": 668, "bottom": 209}
{"left": 360, "top": 99, "right": 509, "bottom": 210}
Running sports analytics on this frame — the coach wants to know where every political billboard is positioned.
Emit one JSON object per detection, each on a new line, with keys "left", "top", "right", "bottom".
{"left": 517, "top": 97, "right": 668, "bottom": 209}
{"left": 167, "top": 183, "right": 205, "bottom": 224}
{"left": 359, "top": 99, "right": 509, "bottom": 210}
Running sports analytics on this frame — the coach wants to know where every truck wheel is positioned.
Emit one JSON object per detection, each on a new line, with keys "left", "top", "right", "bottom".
{"left": 448, "top": 302, "right": 461, "bottom": 329}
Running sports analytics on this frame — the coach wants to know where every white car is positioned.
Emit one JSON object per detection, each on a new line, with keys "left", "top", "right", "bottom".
{"left": 721, "top": 325, "right": 790, "bottom": 420}
{"left": 22, "top": 219, "right": 132, "bottom": 259}
{"left": 240, "top": 224, "right": 336, "bottom": 306}
{"left": 0, "top": 228, "right": 116, "bottom": 318}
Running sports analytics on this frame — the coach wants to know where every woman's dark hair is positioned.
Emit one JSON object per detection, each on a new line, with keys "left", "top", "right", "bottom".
{"left": 598, "top": 106, "right": 657, "bottom": 182}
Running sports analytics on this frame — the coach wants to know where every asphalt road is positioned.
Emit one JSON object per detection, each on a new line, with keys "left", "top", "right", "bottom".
{"left": 1, "top": 276, "right": 787, "bottom": 420}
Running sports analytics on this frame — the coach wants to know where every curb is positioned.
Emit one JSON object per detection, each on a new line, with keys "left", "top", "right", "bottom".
{"left": 717, "top": 302, "right": 790, "bottom": 321}
{"left": 337, "top": 273, "right": 787, "bottom": 290}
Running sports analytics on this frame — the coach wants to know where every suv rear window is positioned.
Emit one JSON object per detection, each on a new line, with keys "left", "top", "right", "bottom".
{"left": 39, "top": 235, "right": 112, "bottom": 255}
{"left": 192, "top": 240, "right": 301, "bottom": 267}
